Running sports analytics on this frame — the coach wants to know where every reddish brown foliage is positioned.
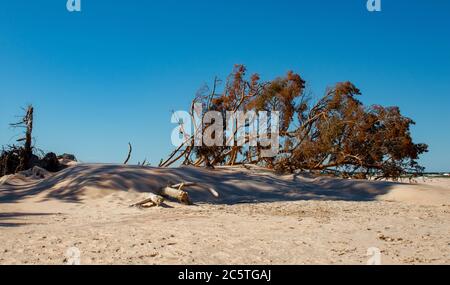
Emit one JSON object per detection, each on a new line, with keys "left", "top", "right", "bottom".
{"left": 162, "top": 65, "right": 428, "bottom": 180}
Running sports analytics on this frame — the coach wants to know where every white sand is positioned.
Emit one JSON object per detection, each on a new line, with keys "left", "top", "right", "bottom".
{"left": 0, "top": 164, "right": 449, "bottom": 264}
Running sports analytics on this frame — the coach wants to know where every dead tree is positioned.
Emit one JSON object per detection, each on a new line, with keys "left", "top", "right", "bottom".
{"left": 1, "top": 105, "right": 70, "bottom": 177}
{"left": 15, "top": 106, "right": 33, "bottom": 171}
{"left": 1, "top": 106, "right": 35, "bottom": 174}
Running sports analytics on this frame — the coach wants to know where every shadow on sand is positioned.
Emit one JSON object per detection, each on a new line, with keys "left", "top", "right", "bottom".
{"left": 0, "top": 212, "right": 55, "bottom": 228}
{"left": 0, "top": 164, "right": 402, "bottom": 205}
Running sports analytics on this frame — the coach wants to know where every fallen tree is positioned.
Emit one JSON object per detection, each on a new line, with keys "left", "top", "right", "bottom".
{"left": 161, "top": 65, "right": 428, "bottom": 180}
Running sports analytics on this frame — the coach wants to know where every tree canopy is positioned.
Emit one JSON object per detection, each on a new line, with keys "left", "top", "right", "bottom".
{"left": 161, "top": 65, "right": 428, "bottom": 180}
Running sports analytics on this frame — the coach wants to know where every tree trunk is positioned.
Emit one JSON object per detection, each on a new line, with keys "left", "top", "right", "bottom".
{"left": 159, "top": 187, "right": 192, "bottom": 205}
{"left": 18, "top": 106, "right": 34, "bottom": 172}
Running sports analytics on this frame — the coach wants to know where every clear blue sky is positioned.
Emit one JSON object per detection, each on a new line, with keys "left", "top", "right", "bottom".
{"left": 0, "top": 1, "right": 449, "bottom": 171}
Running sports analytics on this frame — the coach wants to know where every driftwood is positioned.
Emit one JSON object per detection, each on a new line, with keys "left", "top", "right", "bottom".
{"left": 130, "top": 181, "right": 219, "bottom": 208}
{"left": 123, "top": 143, "right": 132, "bottom": 165}
{"left": 171, "top": 182, "right": 219, "bottom": 198}
{"left": 171, "top": 182, "right": 196, "bottom": 188}
{"left": 206, "top": 187, "right": 219, "bottom": 198}
{"left": 130, "top": 192, "right": 165, "bottom": 208}
{"left": 159, "top": 185, "right": 192, "bottom": 205}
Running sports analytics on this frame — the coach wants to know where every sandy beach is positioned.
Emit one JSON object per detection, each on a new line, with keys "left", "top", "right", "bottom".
{"left": 1, "top": 164, "right": 449, "bottom": 265}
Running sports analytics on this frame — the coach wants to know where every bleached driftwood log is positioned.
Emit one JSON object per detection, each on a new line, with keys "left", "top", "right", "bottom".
{"left": 159, "top": 185, "right": 192, "bottom": 205}
{"left": 130, "top": 192, "right": 165, "bottom": 208}
{"left": 130, "top": 181, "right": 219, "bottom": 208}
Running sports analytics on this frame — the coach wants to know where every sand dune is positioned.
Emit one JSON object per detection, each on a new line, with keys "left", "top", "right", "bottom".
{"left": 1, "top": 164, "right": 448, "bottom": 205}
{"left": 0, "top": 164, "right": 449, "bottom": 265}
